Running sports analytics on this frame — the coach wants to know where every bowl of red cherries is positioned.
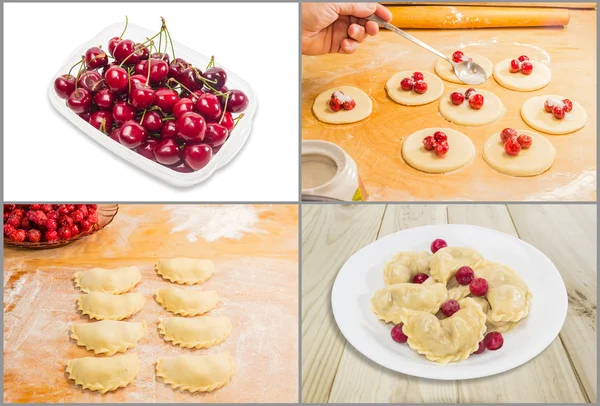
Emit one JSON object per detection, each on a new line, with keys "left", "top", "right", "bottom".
{"left": 4, "top": 204, "right": 118, "bottom": 249}
{"left": 49, "top": 17, "right": 255, "bottom": 187}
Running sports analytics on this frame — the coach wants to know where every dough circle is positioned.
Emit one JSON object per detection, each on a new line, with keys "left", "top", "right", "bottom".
{"left": 312, "top": 86, "right": 372, "bottom": 124}
{"left": 521, "top": 95, "right": 587, "bottom": 135}
{"left": 483, "top": 130, "right": 556, "bottom": 176}
{"left": 385, "top": 71, "right": 444, "bottom": 106}
{"left": 493, "top": 58, "right": 551, "bottom": 91}
{"left": 434, "top": 53, "right": 494, "bottom": 84}
{"left": 402, "top": 128, "right": 475, "bottom": 173}
{"left": 439, "top": 88, "right": 504, "bottom": 127}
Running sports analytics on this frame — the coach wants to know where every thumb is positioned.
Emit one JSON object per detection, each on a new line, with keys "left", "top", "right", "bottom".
{"left": 332, "top": 2, "right": 377, "bottom": 18}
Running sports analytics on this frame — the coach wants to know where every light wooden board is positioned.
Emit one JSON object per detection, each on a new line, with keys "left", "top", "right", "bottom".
{"left": 301, "top": 204, "right": 596, "bottom": 403}
{"left": 3, "top": 204, "right": 299, "bottom": 403}
{"left": 302, "top": 10, "right": 596, "bottom": 201}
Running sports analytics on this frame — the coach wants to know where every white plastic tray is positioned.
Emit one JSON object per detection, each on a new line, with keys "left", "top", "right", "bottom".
{"left": 48, "top": 22, "right": 257, "bottom": 187}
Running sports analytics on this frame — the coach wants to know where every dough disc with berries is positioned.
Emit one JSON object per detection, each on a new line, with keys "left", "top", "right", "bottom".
{"left": 312, "top": 86, "right": 372, "bottom": 124}
{"left": 483, "top": 129, "right": 556, "bottom": 177}
{"left": 521, "top": 95, "right": 587, "bottom": 135}
{"left": 439, "top": 88, "right": 504, "bottom": 127}
{"left": 402, "top": 128, "right": 475, "bottom": 174}
{"left": 493, "top": 57, "right": 551, "bottom": 91}
{"left": 435, "top": 51, "right": 494, "bottom": 84}
{"left": 385, "top": 71, "right": 444, "bottom": 106}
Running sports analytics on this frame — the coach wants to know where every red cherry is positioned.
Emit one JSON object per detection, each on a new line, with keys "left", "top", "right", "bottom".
{"left": 441, "top": 300, "right": 460, "bottom": 317}
{"left": 342, "top": 99, "right": 356, "bottom": 110}
{"left": 171, "top": 161, "right": 194, "bottom": 173}
{"left": 452, "top": 50, "right": 464, "bottom": 63}
{"left": 450, "top": 92, "right": 465, "bottom": 105}
{"left": 168, "top": 58, "right": 190, "bottom": 82}
{"left": 517, "top": 134, "right": 532, "bottom": 149}
{"left": 176, "top": 112, "right": 206, "bottom": 141}
{"left": 517, "top": 55, "right": 529, "bottom": 62}
{"left": 203, "top": 66, "right": 228, "bottom": 90}
{"left": 135, "top": 43, "right": 149, "bottom": 60}
{"left": 141, "top": 111, "right": 163, "bottom": 133}
{"left": 113, "top": 39, "right": 139, "bottom": 64}
{"left": 183, "top": 143, "right": 213, "bottom": 170}
{"left": 108, "top": 37, "right": 120, "bottom": 56}
{"left": 196, "top": 94, "right": 222, "bottom": 121}
{"left": 118, "top": 120, "right": 148, "bottom": 149}
{"left": 89, "top": 111, "right": 114, "bottom": 134}
{"left": 329, "top": 98, "right": 341, "bottom": 111}
{"left": 226, "top": 89, "right": 249, "bottom": 113}
{"left": 112, "top": 101, "right": 136, "bottom": 123}
{"left": 134, "top": 59, "right": 148, "bottom": 76}
{"left": 85, "top": 46, "right": 108, "bottom": 69}
{"left": 504, "top": 136, "right": 521, "bottom": 156}
{"left": 54, "top": 74, "right": 76, "bottom": 99}
{"left": 433, "top": 131, "right": 447, "bottom": 142}
{"left": 129, "top": 74, "right": 147, "bottom": 88}
{"left": 465, "top": 88, "right": 477, "bottom": 99}
{"left": 151, "top": 52, "right": 170, "bottom": 64}
{"left": 509, "top": 59, "right": 521, "bottom": 73}
{"left": 160, "top": 120, "right": 177, "bottom": 139}
{"left": 469, "top": 93, "right": 484, "bottom": 110}
{"left": 136, "top": 138, "right": 159, "bottom": 160}
{"left": 520, "top": 61, "right": 533, "bottom": 75}
{"left": 67, "top": 89, "right": 92, "bottom": 114}
{"left": 423, "top": 135, "right": 435, "bottom": 151}
{"left": 430, "top": 238, "right": 447, "bottom": 253}
{"left": 148, "top": 58, "right": 169, "bottom": 83}
{"left": 173, "top": 98, "right": 195, "bottom": 119}
{"left": 105, "top": 67, "right": 129, "bottom": 92}
{"left": 390, "top": 323, "right": 408, "bottom": 343}
{"left": 469, "top": 278, "right": 488, "bottom": 296}
{"left": 414, "top": 81, "right": 427, "bottom": 94}
{"left": 179, "top": 68, "right": 200, "bottom": 91}
{"left": 455, "top": 266, "right": 474, "bottom": 285}
{"left": 154, "top": 138, "right": 181, "bottom": 166}
{"left": 204, "top": 123, "right": 229, "bottom": 147}
{"left": 474, "top": 341, "right": 486, "bottom": 354}
{"left": 188, "top": 90, "right": 206, "bottom": 104}
{"left": 412, "top": 72, "right": 424, "bottom": 81}
{"left": 435, "top": 141, "right": 449, "bottom": 158}
{"left": 484, "top": 332, "right": 504, "bottom": 350}
{"left": 130, "top": 84, "right": 155, "bottom": 110}
{"left": 94, "top": 89, "right": 115, "bottom": 110}
{"left": 500, "top": 128, "right": 518, "bottom": 143}
{"left": 154, "top": 88, "right": 180, "bottom": 113}
{"left": 412, "top": 273, "right": 429, "bottom": 284}
{"left": 400, "top": 77, "right": 414, "bottom": 91}
{"left": 219, "top": 112, "right": 235, "bottom": 133}
{"left": 552, "top": 105, "right": 565, "bottom": 120}
{"left": 544, "top": 100, "right": 554, "bottom": 113}
{"left": 77, "top": 71, "right": 104, "bottom": 93}
{"left": 562, "top": 99, "right": 573, "bottom": 113}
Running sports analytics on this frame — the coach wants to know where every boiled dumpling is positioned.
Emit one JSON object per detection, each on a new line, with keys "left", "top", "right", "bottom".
{"left": 470, "top": 296, "right": 518, "bottom": 333}
{"left": 429, "top": 247, "right": 483, "bottom": 284}
{"left": 383, "top": 251, "right": 431, "bottom": 285}
{"left": 372, "top": 282, "right": 447, "bottom": 324}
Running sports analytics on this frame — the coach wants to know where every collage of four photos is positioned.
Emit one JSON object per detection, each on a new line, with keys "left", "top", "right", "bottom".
{"left": 3, "top": 1, "right": 597, "bottom": 404}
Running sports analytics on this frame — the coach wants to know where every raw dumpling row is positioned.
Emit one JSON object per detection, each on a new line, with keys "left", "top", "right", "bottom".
{"left": 373, "top": 247, "right": 532, "bottom": 363}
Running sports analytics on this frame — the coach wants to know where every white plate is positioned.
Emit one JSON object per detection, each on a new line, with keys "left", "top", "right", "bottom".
{"left": 48, "top": 22, "right": 257, "bottom": 188}
{"left": 331, "top": 224, "right": 567, "bottom": 380}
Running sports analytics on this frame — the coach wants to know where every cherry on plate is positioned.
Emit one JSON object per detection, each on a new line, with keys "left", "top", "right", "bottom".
{"left": 390, "top": 323, "right": 408, "bottom": 343}
{"left": 148, "top": 58, "right": 169, "bottom": 83}
{"left": 484, "top": 332, "right": 504, "bottom": 350}
{"left": 160, "top": 120, "right": 177, "bottom": 139}
{"left": 173, "top": 98, "right": 195, "bottom": 119}
{"left": 130, "top": 84, "right": 156, "bottom": 110}
{"left": 455, "top": 266, "right": 474, "bottom": 285}
{"left": 94, "top": 89, "right": 115, "bottom": 110}
{"left": 430, "top": 238, "right": 447, "bottom": 253}
{"left": 113, "top": 39, "right": 139, "bottom": 64}
{"left": 412, "top": 273, "right": 429, "bottom": 284}
{"left": 105, "top": 66, "right": 129, "bottom": 92}
{"left": 469, "top": 277, "right": 488, "bottom": 296}
{"left": 154, "top": 88, "right": 180, "bottom": 113}
{"left": 441, "top": 299, "right": 460, "bottom": 317}
{"left": 112, "top": 101, "right": 136, "bottom": 123}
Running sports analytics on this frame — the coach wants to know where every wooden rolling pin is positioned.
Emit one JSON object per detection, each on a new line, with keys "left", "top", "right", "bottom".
{"left": 383, "top": 3, "right": 595, "bottom": 9}
{"left": 385, "top": 6, "right": 571, "bottom": 29}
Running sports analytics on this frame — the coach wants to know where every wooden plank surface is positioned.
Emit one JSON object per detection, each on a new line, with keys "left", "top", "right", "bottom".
{"left": 3, "top": 204, "right": 299, "bottom": 403}
{"left": 301, "top": 204, "right": 596, "bottom": 403}
{"left": 302, "top": 10, "right": 596, "bottom": 201}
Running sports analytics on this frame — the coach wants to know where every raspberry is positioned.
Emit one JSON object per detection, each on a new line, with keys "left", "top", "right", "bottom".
{"left": 58, "top": 227, "right": 72, "bottom": 240}
{"left": 7, "top": 216, "right": 20, "bottom": 228}
{"left": 58, "top": 205, "right": 70, "bottom": 216}
{"left": 413, "top": 81, "right": 427, "bottom": 94}
{"left": 46, "top": 219, "right": 58, "bottom": 231}
{"left": 552, "top": 105, "right": 565, "bottom": 120}
{"left": 412, "top": 72, "right": 424, "bottom": 82}
{"left": 469, "top": 93, "right": 484, "bottom": 110}
{"left": 504, "top": 136, "right": 521, "bottom": 156}
{"left": 469, "top": 278, "right": 488, "bottom": 296}
{"left": 509, "top": 59, "right": 521, "bottom": 73}
{"left": 562, "top": 99, "right": 573, "bottom": 113}
{"left": 32, "top": 211, "right": 47, "bottom": 226}
{"left": 88, "top": 212, "right": 99, "bottom": 224}
{"left": 500, "top": 128, "right": 518, "bottom": 143}
{"left": 30, "top": 204, "right": 41, "bottom": 210}
{"left": 40, "top": 204, "right": 53, "bottom": 213}
{"left": 455, "top": 266, "right": 474, "bottom": 285}
{"left": 70, "top": 224, "right": 80, "bottom": 236}
{"left": 71, "top": 210, "right": 84, "bottom": 223}
{"left": 45, "top": 230, "right": 59, "bottom": 243}
{"left": 79, "top": 220, "right": 92, "bottom": 232}
{"left": 27, "top": 229, "right": 41, "bottom": 243}
{"left": 413, "top": 273, "right": 429, "bottom": 284}
{"left": 10, "top": 229, "right": 26, "bottom": 242}
{"left": 484, "top": 332, "right": 504, "bottom": 350}
{"left": 435, "top": 141, "right": 449, "bottom": 157}
{"left": 450, "top": 92, "right": 465, "bottom": 105}
{"left": 66, "top": 204, "right": 76, "bottom": 213}
{"left": 474, "top": 341, "right": 486, "bottom": 354}
{"left": 452, "top": 50, "right": 464, "bottom": 63}
{"left": 76, "top": 205, "right": 89, "bottom": 218}
{"left": 520, "top": 61, "right": 533, "bottom": 75}
{"left": 517, "top": 134, "right": 532, "bottom": 149}
{"left": 423, "top": 136, "right": 436, "bottom": 151}
{"left": 87, "top": 204, "right": 98, "bottom": 213}
{"left": 517, "top": 55, "right": 529, "bottom": 62}
{"left": 47, "top": 211, "right": 58, "bottom": 220}
{"left": 391, "top": 323, "right": 408, "bottom": 343}
{"left": 433, "top": 131, "right": 447, "bottom": 142}
{"left": 465, "top": 88, "right": 477, "bottom": 100}
{"left": 10, "top": 208, "right": 24, "bottom": 218}
{"left": 441, "top": 300, "right": 460, "bottom": 317}
{"left": 4, "top": 224, "right": 16, "bottom": 236}
{"left": 401, "top": 77, "right": 414, "bottom": 91}
{"left": 430, "top": 238, "right": 447, "bottom": 253}
{"left": 329, "top": 98, "right": 341, "bottom": 112}
{"left": 20, "top": 217, "right": 31, "bottom": 230}
{"left": 58, "top": 215, "right": 74, "bottom": 228}
{"left": 4, "top": 204, "right": 16, "bottom": 211}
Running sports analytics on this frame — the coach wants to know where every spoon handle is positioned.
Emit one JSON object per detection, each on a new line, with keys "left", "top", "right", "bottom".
{"left": 366, "top": 15, "right": 449, "bottom": 62}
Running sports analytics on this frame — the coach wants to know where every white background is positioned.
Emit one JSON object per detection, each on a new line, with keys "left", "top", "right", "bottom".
{"left": 3, "top": 3, "right": 299, "bottom": 202}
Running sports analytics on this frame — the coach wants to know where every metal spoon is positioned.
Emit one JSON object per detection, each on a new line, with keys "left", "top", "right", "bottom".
{"left": 366, "top": 15, "right": 487, "bottom": 86}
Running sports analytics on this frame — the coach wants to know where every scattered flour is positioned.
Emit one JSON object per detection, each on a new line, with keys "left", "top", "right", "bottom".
{"left": 164, "top": 205, "right": 265, "bottom": 242}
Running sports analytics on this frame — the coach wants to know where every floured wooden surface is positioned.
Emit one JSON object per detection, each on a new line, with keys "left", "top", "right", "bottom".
{"left": 4, "top": 204, "right": 299, "bottom": 403}
{"left": 302, "top": 10, "right": 596, "bottom": 201}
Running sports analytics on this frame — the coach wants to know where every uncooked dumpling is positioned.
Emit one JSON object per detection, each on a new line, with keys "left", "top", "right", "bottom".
{"left": 156, "top": 352, "right": 235, "bottom": 393}
{"left": 400, "top": 297, "right": 486, "bottom": 363}
{"left": 493, "top": 58, "right": 551, "bottom": 91}
{"left": 312, "top": 86, "right": 372, "bottom": 124}
{"left": 74, "top": 266, "right": 141, "bottom": 294}
{"left": 158, "top": 316, "right": 232, "bottom": 349}
{"left": 66, "top": 353, "right": 141, "bottom": 393}
{"left": 520, "top": 95, "right": 587, "bottom": 135}
{"left": 155, "top": 287, "right": 219, "bottom": 316}
{"left": 78, "top": 291, "right": 145, "bottom": 321}
{"left": 383, "top": 251, "right": 431, "bottom": 285}
{"left": 372, "top": 282, "right": 447, "bottom": 324}
{"left": 156, "top": 258, "right": 215, "bottom": 285}
{"left": 471, "top": 296, "right": 518, "bottom": 333}
{"left": 439, "top": 88, "right": 504, "bottom": 126}
{"left": 429, "top": 247, "right": 483, "bottom": 285}
{"left": 70, "top": 320, "right": 146, "bottom": 355}
{"left": 385, "top": 71, "right": 444, "bottom": 106}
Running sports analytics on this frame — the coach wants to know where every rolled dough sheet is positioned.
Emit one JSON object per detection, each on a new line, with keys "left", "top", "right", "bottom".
{"left": 483, "top": 130, "right": 556, "bottom": 177}
{"left": 493, "top": 58, "right": 551, "bottom": 91}
{"left": 520, "top": 95, "right": 587, "bottom": 135}
{"left": 385, "top": 71, "right": 444, "bottom": 106}
{"left": 402, "top": 128, "right": 475, "bottom": 173}
{"left": 312, "top": 86, "right": 372, "bottom": 124}
{"left": 439, "top": 88, "right": 504, "bottom": 127}
{"left": 435, "top": 53, "right": 494, "bottom": 84}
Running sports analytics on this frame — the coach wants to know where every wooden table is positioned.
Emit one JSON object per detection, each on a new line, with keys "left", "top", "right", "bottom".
{"left": 302, "top": 9, "right": 597, "bottom": 201}
{"left": 302, "top": 204, "right": 596, "bottom": 402}
{"left": 4, "top": 204, "right": 299, "bottom": 403}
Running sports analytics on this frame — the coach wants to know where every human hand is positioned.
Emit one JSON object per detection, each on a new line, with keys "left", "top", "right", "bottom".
{"left": 302, "top": 2, "right": 392, "bottom": 55}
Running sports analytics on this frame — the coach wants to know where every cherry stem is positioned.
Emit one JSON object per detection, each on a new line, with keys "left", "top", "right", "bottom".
{"left": 139, "top": 109, "right": 147, "bottom": 126}
{"left": 157, "top": 28, "right": 162, "bottom": 57}
{"left": 162, "top": 116, "right": 176, "bottom": 121}
{"left": 205, "top": 56, "right": 215, "bottom": 71}
{"left": 219, "top": 92, "right": 231, "bottom": 125}
{"left": 118, "top": 34, "right": 160, "bottom": 67}
{"left": 119, "top": 15, "right": 129, "bottom": 39}
{"left": 99, "top": 119, "right": 106, "bottom": 134}
{"left": 146, "top": 43, "right": 154, "bottom": 86}
{"left": 233, "top": 113, "right": 245, "bottom": 128}
{"left": 84, "top": 51, "right": 107, "bottom": 70}
{"left": 67, "top": 58, "right": 85, "bottom": 78}
{"left": 161, "top": 17, "right": 176, "bottom": 60}
{"left": 166, "top": 77, "right": 194, "bottom": 95}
